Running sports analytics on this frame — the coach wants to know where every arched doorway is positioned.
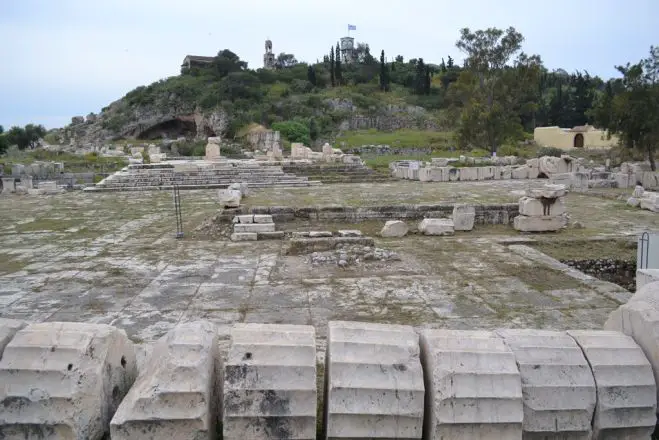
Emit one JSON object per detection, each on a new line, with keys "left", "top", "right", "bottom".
{"left": 574, "top": 133, "right": 584, "bottom": 148}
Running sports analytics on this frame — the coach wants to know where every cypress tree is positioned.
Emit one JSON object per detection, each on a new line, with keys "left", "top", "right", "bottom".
{"left": 335, "top": 42, "right": 342, "bottom": 85}
{"left": 330, "top": 47, "right": 335, "bottom": 87}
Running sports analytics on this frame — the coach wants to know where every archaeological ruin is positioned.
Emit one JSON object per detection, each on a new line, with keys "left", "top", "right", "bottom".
{"left": 4, "top": 134, "right": 659, "bottom": 439}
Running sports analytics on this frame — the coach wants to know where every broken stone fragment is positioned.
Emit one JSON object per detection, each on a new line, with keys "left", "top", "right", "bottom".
{"left": 380, "top": 220, "right": 408, "bottom": 237}
{"left": 418, "top": 218, "right": 454, "bottom": 236}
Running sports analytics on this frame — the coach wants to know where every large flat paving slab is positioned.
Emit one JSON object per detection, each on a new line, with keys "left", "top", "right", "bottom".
{"left": 0, "top": 184, "right": 640, "bottom": 343}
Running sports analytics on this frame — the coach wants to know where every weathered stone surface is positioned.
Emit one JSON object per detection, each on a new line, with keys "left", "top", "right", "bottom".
{"left": 234, "top": 223, "right": 275, "bottom": 233}
{"left": 111, "top": 321, "right": 221, "bottom": 440}
{"left": 205, "top": 142, "right": 221, "bottom": 161}
{"left": 219, "top": 189, "right": 242, "bottom": 208}
{"left": 326, "top": 321, "right": 425, "bottom": 440}
{"left": 380, "top": 220, "right": 408, "bottom": 237}
{"left": 496, "top": 329, "right": 595, "bottom": 439}
{"left": 309, "top": 231, "right": 333, "bottom": 238}
{"left": 257, "top": 231, "right": 285, "bottom": 240}
{"left": 460, "top": 167, "right": 478, "bottom": 181}
{"left": 640, "top": 191, "right": 659, "bottom": 212}
{"left": 233, "top": 214, "right": 254, "bottom": 224}
{"left": 230, "top": 232, "right": 258, "bottom": 241}
{"left": 420, "top": 330, "right": 523, "bottom": 439}
{"left": 519, "top": 196, "right": 566, "bottom": 217}
{"left": 514, "top": 215, "right": 564, "bottom": 232}
{"left": 452, "top": 204, "right": 475, "bottom": 231}
{"left": 337, "top": 230, "right": 363, "bottom": 237}
{"left": 252, "top": 214, "right": 273, "bottom": 223}
{"left": 0, "top": 319, "right": 26, "bottom": 358}
{"left": 228, "top": 182, "right": 249, "bottom": 197}
{"left": 512, "top": 166, "right": 530, "bottom": 179}
{"left": 526, "top": 184, "right": 568, "bottom": 199}
{"left": 224, "top": 324, "right": 316, "bottom": 440}
{"left": 567, "top": 330, "right": 656, "bottom": 439}
{"left": 418, "top": 218, "right": 454, "bottom": 236}
{"left": 0, "top": 322, "right": 137, "bottom": 439}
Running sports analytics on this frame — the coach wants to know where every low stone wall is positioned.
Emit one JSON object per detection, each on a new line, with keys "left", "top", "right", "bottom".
{"left": 223, "top": 203, "right": 519, "bottom": 225}
{"left": 4, "top": 299, "right": 659, "bottom": 440}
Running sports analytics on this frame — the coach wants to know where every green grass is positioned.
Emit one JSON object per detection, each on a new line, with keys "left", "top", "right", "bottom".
{"left": 0, "top": 150, "right": 127, "bottom": 174}
{"left": 337, "top": 129, "right": 454, "bottom": 149}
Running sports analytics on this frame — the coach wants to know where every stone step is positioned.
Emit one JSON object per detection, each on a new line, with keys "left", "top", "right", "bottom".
{"left": 233, "top": 223, "right": 276, "bottom": 233}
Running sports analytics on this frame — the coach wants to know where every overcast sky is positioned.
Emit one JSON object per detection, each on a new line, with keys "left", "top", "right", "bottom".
{"left": 1, "top": 0, "right": 657, "bottom": 129}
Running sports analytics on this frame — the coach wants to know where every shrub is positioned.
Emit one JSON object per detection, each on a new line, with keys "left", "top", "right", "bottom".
{"left": 537, "top": 146, "right": 564, "bottom": 158}
{"left": 497, "top": 144, "right": 518, "bottom": 156}
{"left": 272, "top": 120, "right": 310, "bottom": 146}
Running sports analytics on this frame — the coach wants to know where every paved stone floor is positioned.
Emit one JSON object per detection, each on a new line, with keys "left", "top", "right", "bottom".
{"left": 0, "top": 181, "right": 650, "bottom": 343}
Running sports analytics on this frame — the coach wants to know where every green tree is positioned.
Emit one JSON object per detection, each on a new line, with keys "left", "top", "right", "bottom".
{"left": 379, "top": 50, "right": 390, "bottom": 91}
{"left": 272, "top": 120, "right": 311, "bottom": 146}
{"left": 335, "top": 42, "right": 342, "bottom": 85}
{"left": 0, "top": 125, "right": 7, "bottom": 155}
{"left": 453, "top": 27, "right": 538, "bottom": 153}
{"left": 212, "top": 50, "right": 247, "bottom": 78}
{"left": 309, "top": 118, "right": 319, "bottom": 142}
{"left": 307, "top": 66, "right": 317, "bottom": 86}
{"left": 594, "top": 46, "right": 659, "bottom": 169}
{"left": 6, "top": 124, "right": 46, "bottom": 150}
{"left": 330, "top": 46, "right": 335, "bottom": 87}
{"left": 276, "top": 53, "right": 298, "bottom": 68}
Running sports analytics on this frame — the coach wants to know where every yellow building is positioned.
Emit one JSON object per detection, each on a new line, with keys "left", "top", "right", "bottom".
{"left": 533, "top": 125, "right": 619, "bottom": 150}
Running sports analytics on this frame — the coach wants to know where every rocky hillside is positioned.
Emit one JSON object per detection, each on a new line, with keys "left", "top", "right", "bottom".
{"left": 53, "top": 49, "right": 445, "bottom": 148}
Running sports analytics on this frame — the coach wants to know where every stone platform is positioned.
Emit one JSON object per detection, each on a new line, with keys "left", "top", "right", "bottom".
{"left": 85, "top": 160, "right": 321, "bottom": 192}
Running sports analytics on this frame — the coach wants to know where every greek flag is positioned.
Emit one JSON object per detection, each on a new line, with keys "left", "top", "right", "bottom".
{"left": 348, "top": 24, "right": 357, "bottom": 31}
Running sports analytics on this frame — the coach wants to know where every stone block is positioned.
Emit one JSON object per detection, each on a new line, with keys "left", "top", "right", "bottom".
{"left": 567, "top": 330, "right": 656, "bottom": 439}
{"left": 230, "top": 232, "right": 258, "bottom": 241}
{"left": 380, "top": 220, "right": 408, "bottom": 237}
{"left": 309, "top": 231, "right": 333, "bottom": 238}
{"left": 224, "top": 324, "right": 316, "bottom": 440}
{"left": 418, "top": 168, "right": 431, "bottom": 182}
{"left": 431, "top": 158, "right": 449, "bottom": 167}
{"left": 514, "top": 215, "right": 564, "bottom": 232}
{"left": 519, "top": 196, "right": 566, "bottom": 217}
{"left": 326, "top": 321, "right": 424, "bottom": 439}
{"left": 233, "top": 215, "right": 254, "bottom": 224}
{"left": 0, "top": 322, "right": 137, "bottom": 439}
{"left": 218, "top": 189, "right": 242, "bottom": 208}
{"left": 257, "top": 231, "right": 285, "bottom": 240}
{"left": 418, "top": 218, "right": 454, "bottom": 236}
{"left": 253, "top": 214, "right": 273, "bottom": 224}
{"left": 452, "top": 204, "right": 475, "bottom": 231}
{"left": 0, "top": 319, "right": 26, "bottom": 358}
{"left": 205, "top": 142, "right": 221, "bottom": 161}
{"left": 512, "top": 166, "right": 529, "bottom": 179}
{"left": 228, "top": 182, "right": 249, "bottom": 197}
{"left": 613, "top": 172, "right": 633, "bottom": 189}
{"left": 460, "top": 167, "right": 478, "bottom": 181}
{"left": 233, "top": 223, "right": 275, "bottom": 233}
{"left": 640, "top": 191, "right": 659, "bottom": 212}
{"left": 110, "top": 321, "right": 221, "bottom": 440}
{"left": 499, "top": 166, "right": 512, "bottom": 180}
{"left": 420, "top": 330, "right": 523, "bottom": 439}
{"left": 448, "top": 167, "right": 460, "bottom": 181}
{"left": 337, "top": 230, "right": 363, "bottom": 237}
{"left": 528, "top": 166, "right": 540, "bottom": 179}
{"left": 525, "top": 184, "right": 568, "bottom": 199}
{"left": 496, "top": 329, "right": 596, "bottom": 439}
{"left": 477, "top": 166, "right": 495, "bottom": 180}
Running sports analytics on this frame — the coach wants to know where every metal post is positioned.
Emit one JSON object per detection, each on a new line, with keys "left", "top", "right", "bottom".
{"left": 173, "top": 184, "right": 183, "bottom": 239}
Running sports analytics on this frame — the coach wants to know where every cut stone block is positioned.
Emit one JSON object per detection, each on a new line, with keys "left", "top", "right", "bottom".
{"left": 452, "top": 204, "right": 475, "bottom": 231}
{"left": 418, "top": 218, "right": 454, "bottom": 236}
{"left": 291, "top": 231, "right": 311, "bottom": 238}
{"left": 224, "top": 324, "right": 316, "bottom": 440}
{"left": 518, "top": 196, "right": 566, "bottom": 217}
{"left": 525, "top": 184, "right": 568, "bottom": 199}
{"left": 257, "top": 231, "right": 285, "bottom": 240}
{"left": 514, "top": 215, "right": 563, "bottom": 232}
{"left": 337, "top": 230, "right": 363, "bottom": 237}
{"left": 567, "top": 330, "right": 656, "bottom": 439}
{"left": 230, "top": 232, "right": 258, "bottom": 241}
{"left": 460, "top": 167, "right": 478, "bottom": 181}
{"left": 380, "top": 220, "right": 408, "bottom": 237}
{"left": 496, "top": 329, "right": 596, "bottom": 439}
{"left": 0, "top": 322, "right": 137, "bottom": 439}
{"left": 309, "top": 231, "right": 333, "bottom": 238}
{"left": 233, "top": 223, "right": 275, "bottom": 233}
{"left": 0, "top": 319, "right": 27, "bottom": 359}
{"left": 252, "top": 214, "right": 273, "bottom": 224}
{"left": 420, "top": 329, "right": 523, "bottom": 440}
{"left": 326, "top": 321, "right": 425, "bottom": 440}
{"left": 110, "top": 321, "right": 221, "bottom": 440}
{"left": 218, "top": 189, "right": 242, "bottom": 208}
{"left": 640, "top": 192, "right": 659, "bottom": 212}
{"left": 233, "top": 215, "right": 254, "bottom": 224}
{"left": 512, "top": 166, "right": 530, "bottom": 179}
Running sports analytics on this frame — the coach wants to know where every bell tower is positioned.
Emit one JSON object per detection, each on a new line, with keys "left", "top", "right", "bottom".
{"left": 263, "top": 39, "right": 275, "bottom": 70}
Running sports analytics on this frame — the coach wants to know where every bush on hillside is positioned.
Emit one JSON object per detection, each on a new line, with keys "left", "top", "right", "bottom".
{"left": 272, "top": 120, "right": 311, "bottom": 146}
{"left": 537, "top": 146, "right": 564, "bottom": 158}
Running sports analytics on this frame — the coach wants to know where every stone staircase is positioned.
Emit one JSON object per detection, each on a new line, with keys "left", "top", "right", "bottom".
{"left": 281, "top": 163, "right": 393, "bottom": 184}
{"left": 84, "top": 161, "right": 321, "bottom": 192}
{"left": 230, "top": 214, "right": 284, "bottom": 241}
